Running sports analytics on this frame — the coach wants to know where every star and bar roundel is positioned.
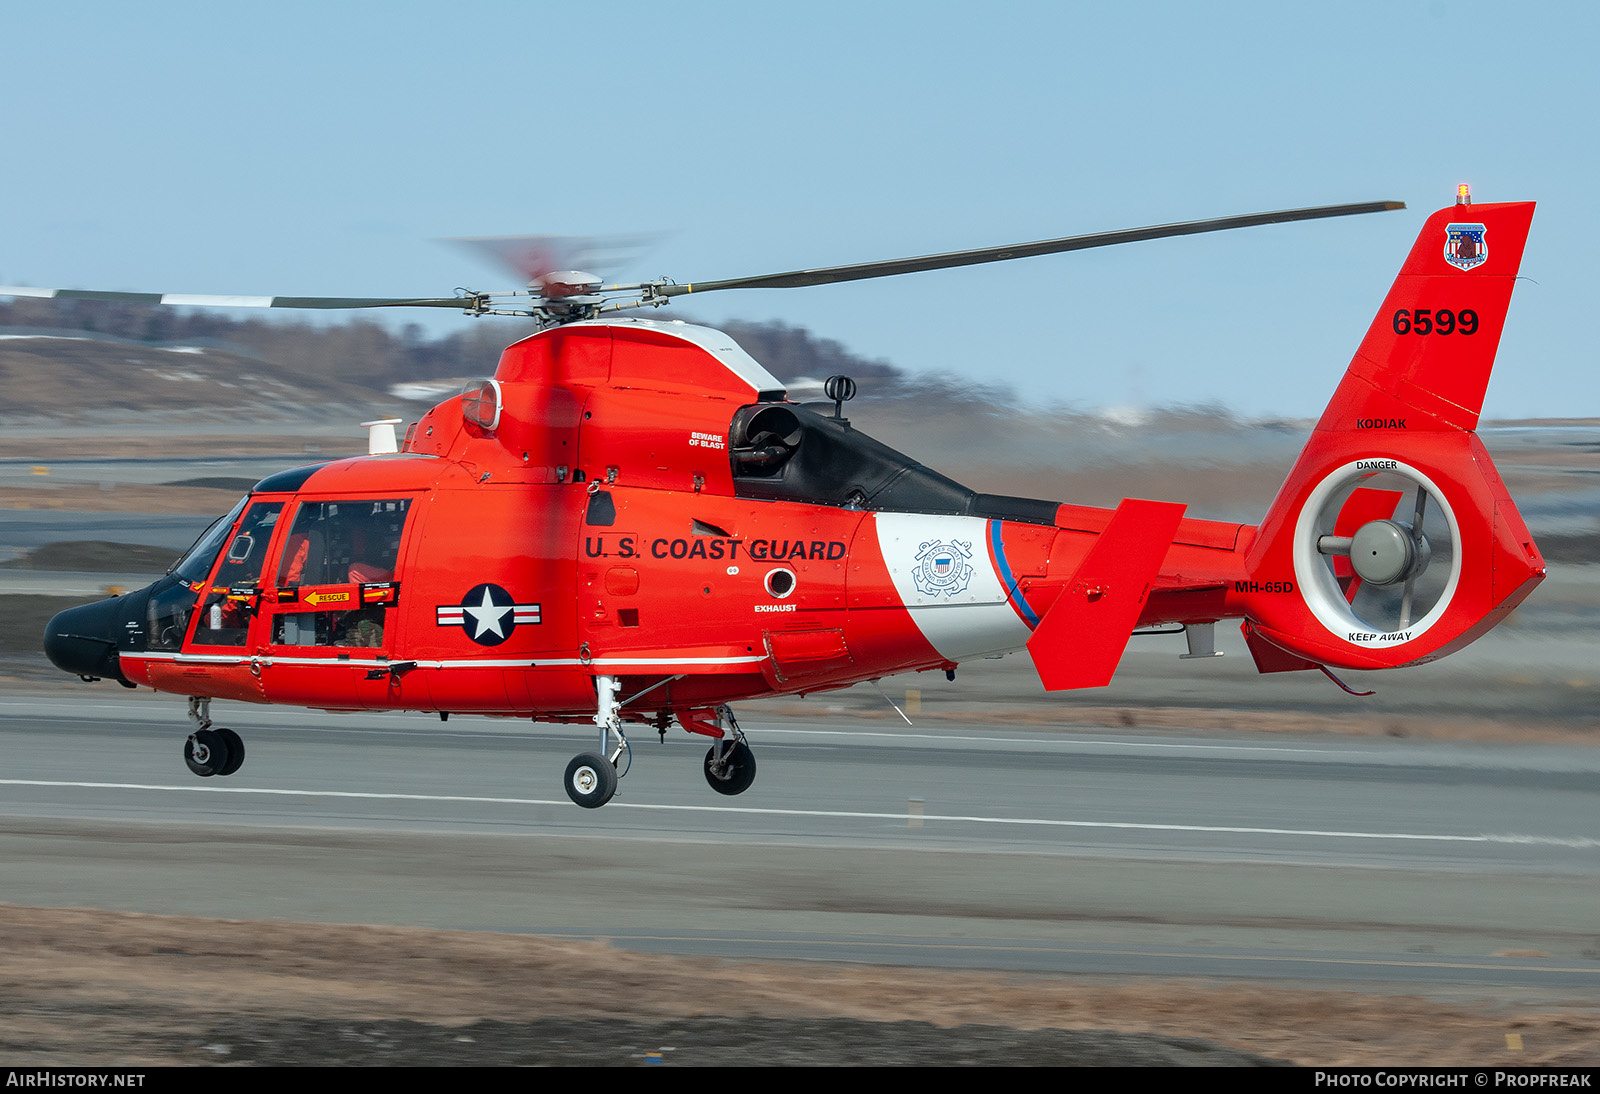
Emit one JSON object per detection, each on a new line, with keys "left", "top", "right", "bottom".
{"left": 436, "top": 583, "right": 540, "bottom": 646}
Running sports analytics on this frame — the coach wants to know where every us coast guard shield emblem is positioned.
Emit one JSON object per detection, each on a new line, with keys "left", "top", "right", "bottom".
{"left": 1444, "top": 222, "right": 1488, "bottom": 270}
{"left": 911, "top": 539, "right": 974, "bottom": 598}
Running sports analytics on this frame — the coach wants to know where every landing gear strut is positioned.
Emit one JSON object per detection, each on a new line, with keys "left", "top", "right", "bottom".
{"left": 564, "top": 675, "right": 628, "bottom": 808}
{"left": 562, "top": 689, "right": 757, "bottom": 808}
{"left": 183, "top": 698, "right": 245, "bottom": 778}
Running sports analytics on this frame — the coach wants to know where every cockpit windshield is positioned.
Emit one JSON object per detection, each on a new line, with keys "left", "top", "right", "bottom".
{"left": 170, "top": 497, "right": 248, "bottom": 583}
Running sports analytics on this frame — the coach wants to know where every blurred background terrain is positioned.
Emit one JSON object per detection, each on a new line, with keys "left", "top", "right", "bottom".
{"left": 3, "top": 310, "right": 1598, "bottom": 1067}
{"left": 2, "top": 304, "right": 1595, "bottom": 738}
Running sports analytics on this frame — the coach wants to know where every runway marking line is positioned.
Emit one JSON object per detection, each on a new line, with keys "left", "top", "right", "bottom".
{"left": 3, "top": 779, "right": 1598, "bottom": 848}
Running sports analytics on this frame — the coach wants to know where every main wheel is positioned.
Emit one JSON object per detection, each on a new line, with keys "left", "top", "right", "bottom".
{"left": 214, "top": 728, "right": 246, "bottom": 776}
{"left": 184, "top": 729, "right": 230, "bottom": 778}
{"left": 564, "top": 752, "right": 618, "bottom": 808}
{"left": 703, "top": 740, "right": 757, "bottom": 796}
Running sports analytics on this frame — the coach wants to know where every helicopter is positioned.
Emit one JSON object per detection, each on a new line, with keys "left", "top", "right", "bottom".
{"left": 24, "top": 190, "right": 1544, "bottom": 808}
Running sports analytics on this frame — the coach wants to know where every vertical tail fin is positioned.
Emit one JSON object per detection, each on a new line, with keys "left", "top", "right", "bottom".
{"left": 1317, "top": 200, "right": 1534, "bottom": 433}
{"left": 1238, "top": 198, "right": 1544, "bottom": 672}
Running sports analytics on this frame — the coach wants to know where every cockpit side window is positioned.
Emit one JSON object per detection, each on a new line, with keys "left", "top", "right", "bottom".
{"left": 188, "top": 505, "right": 286, "bottom": 649}
{"left": 190, "top": 500, "right": 285, "bottom": 647}
{"left": 171, "top": 497, "right": 248, "bottom": 583}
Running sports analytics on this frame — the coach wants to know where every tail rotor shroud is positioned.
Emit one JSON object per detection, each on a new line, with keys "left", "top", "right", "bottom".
{"left": 1305, "top": 465, "right": 1459, "bottom": 642}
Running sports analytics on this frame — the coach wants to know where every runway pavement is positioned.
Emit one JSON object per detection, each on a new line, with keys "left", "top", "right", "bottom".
{"left": 2, "top": 424, "right": 1596, "bottom": 1003}
{"left": 2, "top": 693, "right": 1597, "bottom": 998}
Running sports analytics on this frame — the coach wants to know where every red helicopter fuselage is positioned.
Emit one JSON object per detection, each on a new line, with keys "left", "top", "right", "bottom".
{"left": 93, "top": 319, "right": 1258, "bottom": 720}
{"left": 42, "top": 200, "right": 1547, "bottom": 805}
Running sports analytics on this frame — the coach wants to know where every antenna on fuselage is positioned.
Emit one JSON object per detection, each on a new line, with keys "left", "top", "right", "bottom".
{"left": 361, "top": 418, "right": 405, "bottom": 455}
{"left": 824, "top": 374, "right": 857, "bottom": 423}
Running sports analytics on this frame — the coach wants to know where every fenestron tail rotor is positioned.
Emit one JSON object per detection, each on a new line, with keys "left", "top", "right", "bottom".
{"left": 1310, "top": 469, "right": 1455, "bottom": 638}
{"left": 0, "top": 200, "right": 1405, "bottom": 326}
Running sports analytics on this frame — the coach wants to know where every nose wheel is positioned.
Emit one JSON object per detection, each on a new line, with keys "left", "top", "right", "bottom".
{"left": 182, "top": 699, "right": 246, "bottom": 777}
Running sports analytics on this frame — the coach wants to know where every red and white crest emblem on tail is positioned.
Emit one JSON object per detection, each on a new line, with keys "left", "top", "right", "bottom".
{"left": 1444, "top": 222, "right": 1488, "bottom": 270}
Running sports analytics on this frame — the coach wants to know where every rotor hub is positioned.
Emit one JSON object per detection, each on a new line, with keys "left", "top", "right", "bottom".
{"left": 536, "top": 270, "right": 604, "bottom": 298}
{"left": 1348, "top": 519, "right": 1428, "bottom": 586}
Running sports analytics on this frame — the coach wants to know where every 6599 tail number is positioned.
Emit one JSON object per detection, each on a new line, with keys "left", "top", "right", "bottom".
{"left": 1392, "top": 308, "right": 1478, "bottom": 335}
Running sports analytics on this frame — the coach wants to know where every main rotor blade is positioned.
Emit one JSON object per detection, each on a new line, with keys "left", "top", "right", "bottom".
{"left": 661, "top": 200, "right": 1405, "bottom": 298}
{"left": 0, "top": 286, "right": 477, "bottom": 310}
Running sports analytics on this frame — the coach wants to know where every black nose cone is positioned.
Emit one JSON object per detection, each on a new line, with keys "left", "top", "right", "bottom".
{"left": 44, "top": 597, "right": 132, "bottom": 681}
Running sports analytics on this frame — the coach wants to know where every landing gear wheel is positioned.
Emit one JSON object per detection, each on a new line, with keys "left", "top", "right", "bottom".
{"left": 564, "top": 752, "right": 618, "bottom": 809}
{"left": 703, "top": 740, "right": 757, "bottom": 796}
{"left": 214, "top": 728, "right": 245, "bottom": 776}
{"left": 184, "top": 729, "right": 230, "bottom": 778}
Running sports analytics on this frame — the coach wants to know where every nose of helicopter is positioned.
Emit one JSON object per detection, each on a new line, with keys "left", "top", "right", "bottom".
{"left": 43, "top": 591, "right": 145, "bottom": 683}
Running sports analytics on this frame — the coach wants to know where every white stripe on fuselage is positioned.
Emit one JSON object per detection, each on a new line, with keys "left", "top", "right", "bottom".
{"left": 119, "top": 652, "right": 767, "bottom": 669}
{"left": 873, "top": 513, "right": 1031, "bottom": 662}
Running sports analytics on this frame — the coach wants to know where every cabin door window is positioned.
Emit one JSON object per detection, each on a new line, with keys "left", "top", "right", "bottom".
{"left": 270, "top": 498, "right": 412, "bottom": 648}
{"left": 188, "top": 500, "right": 286, "bottom": 648}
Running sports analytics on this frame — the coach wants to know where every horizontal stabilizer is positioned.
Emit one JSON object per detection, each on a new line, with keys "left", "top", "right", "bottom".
{"left": 1027, "top": 498, "right": 1187, "bottom": 690}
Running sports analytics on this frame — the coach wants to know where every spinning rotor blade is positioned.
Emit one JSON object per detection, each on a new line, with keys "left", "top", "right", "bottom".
{"left": 659, "top": 200, "right": 1406, "bottom": 297}
{"left": 448, "top": 233, "right": 663, "bottom": 286}
{"left": 0, "top": 286, "right": 476, "bottom": 310}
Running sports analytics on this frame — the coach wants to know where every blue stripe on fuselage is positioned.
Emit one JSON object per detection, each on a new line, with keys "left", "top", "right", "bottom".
{"left": 987, "top": 519, "right": 1040, "bottom": 628}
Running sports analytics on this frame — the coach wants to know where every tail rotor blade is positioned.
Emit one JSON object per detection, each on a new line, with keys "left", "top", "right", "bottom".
{"left": 1399, "top": 487, "right": 1430, "bottom": 629}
